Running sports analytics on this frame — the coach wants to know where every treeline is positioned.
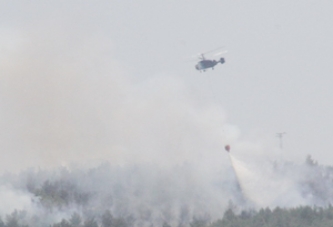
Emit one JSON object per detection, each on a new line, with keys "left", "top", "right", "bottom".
{"left": 210, "top": 205, "right": 333, "bottom": 227}
{"left": 0, "top": 210, "right": 128, "bottom": 227}
{"left": 1, "top": 205, "right": 333, "bottom": 227}
{"left": 1, "top": 155, "right": 333, "bottom": 226}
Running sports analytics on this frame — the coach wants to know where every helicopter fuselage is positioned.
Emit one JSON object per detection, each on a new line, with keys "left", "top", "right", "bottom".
{"left": 195, "top": 58, "right": 225, "bottom": 72}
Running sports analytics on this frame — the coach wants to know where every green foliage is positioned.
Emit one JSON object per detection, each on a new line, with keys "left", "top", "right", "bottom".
{"left": 5, "top": 210, "right": 28, "bottom": 227}
{"left": 305, "top": 155, "right": 318, "bottom": 167}
{"left": 162, "top": 221, "right": 171, "bottom": 227}
{"left": 0, "top": 217, "right": 5, "bottom": 227}
{"left": 3, "top": 205, "right": 333, "bottom": 227}
{"left": 209, "top": 205, "right": 333, "bottom": 227}
{"left": 110, "top": 217, "right": 128, "bottom": 227}
{"left": 101, "top": 210, "right": 113, "bottom": 227}
{"left": 35, "top": 180, "right": 90, "bottom": 210}
{"left": 6, "top": 211, "right": 20, "bottom": 227}
{"left": 189, "top": 217, "right": 209, "bottom": 227}
{"left": 83, "top": 218, "right": 98, "bottom": 227}
{"left": 53, "top": 219, "right": 72, "bottom": 227}
{"left": 70, "top": 213, "right": 82, "bottom": 227}
{"left": 3, "top": 156, "right": 333, "bottom": 227}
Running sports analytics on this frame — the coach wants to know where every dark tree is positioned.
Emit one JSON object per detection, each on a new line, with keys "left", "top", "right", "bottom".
{"left": 162, "top": 221, "right": 171, "bottom": 227}
{"left": 190, "top": 217, "right": 208, "bottom": 227}
{"left": 111, "top": 217, "right": 128, "bottom": 227}
{"left": 101, "top": 210, "right": 113, "bottom": 227}
{"left": 53, "top": 219, "right": 72, "bottom": 227}
{"left": 0, "top": 217, "right": 5, "bottom": 227}
{"left": 70, "top": 212, "right": 82, "bottom": 227}
{"left": 83, "top": 218, "right": 98, "bottom": 227}
{"left": 6, "top": 211, "right": 20, "bottom": 227}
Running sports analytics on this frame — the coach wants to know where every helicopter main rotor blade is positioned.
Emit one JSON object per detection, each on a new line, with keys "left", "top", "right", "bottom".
{"left": 187, "top": 46, "right": 225, "bottom": 61}
{"left": 192, "top": 53, "right": 205, "bottom": 58}
{"left": 213, "top": 50, "right": 228, "bottom": 56}
{"left": 202, "top": 46, "right": 225, "bottom": 55}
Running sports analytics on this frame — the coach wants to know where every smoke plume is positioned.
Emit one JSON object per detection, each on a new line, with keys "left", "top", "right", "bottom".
{"left": 1, "top": 3, "right": 333, "bottom": 227}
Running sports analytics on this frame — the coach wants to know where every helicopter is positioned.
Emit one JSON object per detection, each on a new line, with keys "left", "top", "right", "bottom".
{"left": 194, "top": 47, "right": 226, "bottom": 72}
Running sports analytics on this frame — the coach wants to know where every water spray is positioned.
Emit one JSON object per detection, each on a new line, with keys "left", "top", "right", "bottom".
{"left": 224, "top": 145, "right": 258, "bottom": 208}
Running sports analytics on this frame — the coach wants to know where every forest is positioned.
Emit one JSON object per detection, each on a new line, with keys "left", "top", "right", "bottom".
{"left": 2, "top": 203, "right": 333, "bottom": 227}
{"left": 0, "top": 155, "right": 332, "bottom": 227}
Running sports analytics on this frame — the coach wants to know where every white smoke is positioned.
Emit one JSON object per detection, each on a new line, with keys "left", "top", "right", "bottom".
{"left": 1, "top": 3, "right": 333, "bottom": 227}
{"left": 0, "top": 185, "right": 36, "bottom": 215}
{"left": 229, "top": 153, "right": 318, "bottom": 208}
{"left": 0, "top": 4, "right": 242, "bottom": 223}
{"left": 0, "top": 19, "right": 240, "bottom": 173}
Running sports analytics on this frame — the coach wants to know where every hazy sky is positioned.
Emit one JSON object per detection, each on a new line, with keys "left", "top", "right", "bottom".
{"left": 1, "top": 1, "right": 333, "bottom": 172}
